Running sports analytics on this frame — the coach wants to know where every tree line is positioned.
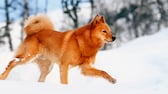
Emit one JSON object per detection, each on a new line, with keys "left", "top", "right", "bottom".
{"left": 97, "top": 0, "right": 168, "bottom": 49}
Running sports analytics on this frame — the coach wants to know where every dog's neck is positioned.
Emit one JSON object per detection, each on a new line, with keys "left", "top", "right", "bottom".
{"left": 75, "top": 23, "right": 104, "bottom": 47}
{"left": 74, "top": 24, "right": 103, "bottom": 57}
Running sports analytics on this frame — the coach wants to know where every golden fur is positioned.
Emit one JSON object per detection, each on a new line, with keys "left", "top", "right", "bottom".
{"left": 0, "top": 14, "right": 116, "bottom": 84}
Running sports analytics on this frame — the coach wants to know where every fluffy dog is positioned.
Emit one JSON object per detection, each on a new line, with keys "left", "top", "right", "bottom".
{"left": 0, "top": 14, "right": 116, "bottom": 84}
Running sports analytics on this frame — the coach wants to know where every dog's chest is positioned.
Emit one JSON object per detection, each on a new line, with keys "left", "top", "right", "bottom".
{"left": 64, "top": 50, "right": 96, "bottom": 66}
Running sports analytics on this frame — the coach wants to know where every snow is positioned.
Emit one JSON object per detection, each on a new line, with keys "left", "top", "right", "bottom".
{"left": 0, "top": 27, "right": 168, "bottom": 94}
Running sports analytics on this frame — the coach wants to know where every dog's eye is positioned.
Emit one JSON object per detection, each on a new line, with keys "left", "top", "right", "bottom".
{"left": 102, "top": 30, "right": 107, "bottom": 33}
{"left": 34, "top": 20, "right": 39, "bottom": 24}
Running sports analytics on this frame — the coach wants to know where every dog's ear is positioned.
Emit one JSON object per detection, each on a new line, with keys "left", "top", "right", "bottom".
{"left": 100, "top": 16, "right": 105, "bottom": 23}
{"left": 92, "top": 14, "right": 100, "bottom": 26}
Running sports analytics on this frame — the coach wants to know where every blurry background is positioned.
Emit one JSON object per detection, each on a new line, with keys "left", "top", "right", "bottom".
{"left": 0, "top": 0, "right": 168, "bottom": 52}
{"left": 0, "top": 1, "right": 168, "bottom": 93}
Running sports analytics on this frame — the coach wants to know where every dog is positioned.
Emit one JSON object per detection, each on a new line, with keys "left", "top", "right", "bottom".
{"left": 0, "top": 14, "right": 116, "bottom": 84}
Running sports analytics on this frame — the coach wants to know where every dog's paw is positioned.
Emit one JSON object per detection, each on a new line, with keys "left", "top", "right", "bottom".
{"left": 0, "top": 75, "right": 3, "bottom": 80}
{"left": 109, "top": 78, "right": 117, "bottom": 84}
{"left": 0, "top": 75, "right": 5, "bottom": 80}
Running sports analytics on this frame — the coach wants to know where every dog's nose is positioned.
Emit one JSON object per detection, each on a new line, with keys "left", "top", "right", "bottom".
{"left": 112, "top": 36, "right": 116, "bottom": 41}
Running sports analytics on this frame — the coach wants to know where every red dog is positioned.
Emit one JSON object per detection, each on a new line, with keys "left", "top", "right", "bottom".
{"left": 0, "top": 14, "right": 116, "bottom": 84}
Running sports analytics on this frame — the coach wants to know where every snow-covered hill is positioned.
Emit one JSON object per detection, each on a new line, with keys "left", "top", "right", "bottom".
{"left": 0, "top": 27, "right": 168, "bottom": 94}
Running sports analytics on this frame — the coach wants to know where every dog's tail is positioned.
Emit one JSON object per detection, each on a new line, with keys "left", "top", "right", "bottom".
{"left": 24, "top": 14, "right": 54, "bottom": 36}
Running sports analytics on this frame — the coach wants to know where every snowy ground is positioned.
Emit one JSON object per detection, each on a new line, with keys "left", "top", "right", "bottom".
{"left": 0, "top": 28, "right": 168, "bottom": 94}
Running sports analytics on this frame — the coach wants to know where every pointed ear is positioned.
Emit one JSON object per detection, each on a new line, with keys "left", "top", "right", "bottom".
{"left": 100, "top": 16, "right": 106, "bottom": 23}
{"left": 92, "top": 14, "right": 100, "bottom": 26}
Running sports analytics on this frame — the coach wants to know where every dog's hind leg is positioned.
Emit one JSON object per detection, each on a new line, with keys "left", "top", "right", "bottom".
{"left": 0, "top": 55, "right": 36, "bottom": 80}
{"left": 0, "top": 37, "right": 41, "bottom": 80}
{"left": 80, "top": 63, "right": 117, "bottom": 84}
{"left": 35, "top": 57, "right": 53, "bottom": 82}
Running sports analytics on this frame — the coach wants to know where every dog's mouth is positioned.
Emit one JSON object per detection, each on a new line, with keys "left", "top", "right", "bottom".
{"left": 104, "top": 36, "right": 116, "bottom": 43}
{"left": 104, "top": 39, "right": 112, "bottom": 43}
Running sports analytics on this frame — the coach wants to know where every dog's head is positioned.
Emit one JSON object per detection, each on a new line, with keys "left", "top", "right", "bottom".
{"left": 90, "top": 15, "right": 115, "bottom": 44}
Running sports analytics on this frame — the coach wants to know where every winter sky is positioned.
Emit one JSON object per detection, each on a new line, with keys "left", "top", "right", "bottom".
{"left": 0, "top": 0, "right": 61, "bottom": 22}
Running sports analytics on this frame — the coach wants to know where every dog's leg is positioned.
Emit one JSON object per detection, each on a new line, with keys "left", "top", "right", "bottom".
{"left": 36, "top": 58, "right": 53, "bottom": 82}
{"left": 0, "top": 55, "right": 36, "bottom": 80}
{"left": 0, "top": 36, "right": 41, "bottom": 80}
{"left": 80, "top": 63, "right": 116, "bottom": 84}
{"left": 0, "top": 59, "right": 17, "bottom": 80}
{"left": 59, "top": 63, "right": 69, "bottom": 84}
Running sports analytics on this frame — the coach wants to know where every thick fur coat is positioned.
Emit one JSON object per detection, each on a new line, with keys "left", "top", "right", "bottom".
{"left": 0, "top": 14, "right": 116, "bottom": 84}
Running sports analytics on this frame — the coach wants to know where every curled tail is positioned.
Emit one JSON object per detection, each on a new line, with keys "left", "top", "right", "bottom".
{"left": 24, "top": 14, "right": 54, "bottom": 36}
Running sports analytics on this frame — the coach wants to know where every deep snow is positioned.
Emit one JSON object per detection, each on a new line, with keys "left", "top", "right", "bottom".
{"left": 0, "top": 27, "right": 168, "bottom": 94}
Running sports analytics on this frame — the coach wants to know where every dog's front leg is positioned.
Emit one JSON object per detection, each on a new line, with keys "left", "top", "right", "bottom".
{"left": 80, "top": 63, "right": 116, "bottom": 84}
{"left": 59, "top": 63, "right": 69, "bottom": 84}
